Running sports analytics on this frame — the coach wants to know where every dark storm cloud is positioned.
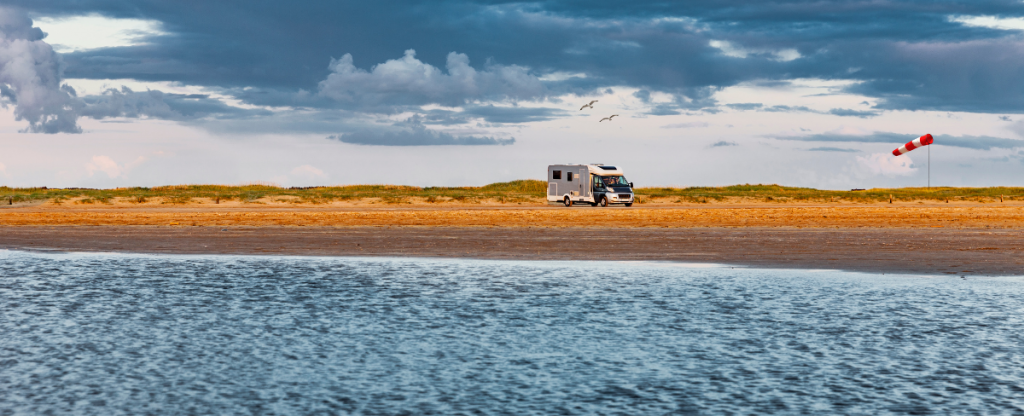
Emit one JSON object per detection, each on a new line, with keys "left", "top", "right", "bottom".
{"left": 838, "top": 39, "right": 1024, "bottom": 114}
{"left": 763, "top": 105, "right": 814, "bottom": 113}
{"left": 16, "top": 1, "right": 1024, "bottom": 104}
{"left": 827, "top": 108, "right": 879, "bottom": 118}
{"left": 417, "top": 110, "right": 472, "bottom": 126}
{"left": 726, "top": 103, "right": 763, "bottom": 111}
{"left": 368, "top": 105, "right": 565, "bottom": 126}
{"left": 709, "top": 141, "right": 737, "bottom": 148}
{"left": 0, "top": 9, "right": 539, "bottom": 145}
{"left": 0, "top": 8, "right": 271, "bottom": 133}
{"left": 188, "top": 110, "right": 371, "bottom": 135}
{"left": 461, "top": 105, "right": 567, "bottom": 124}
{"left": 776, "top": 132, "right": 1024, "bottom": 150}
{"left": 8, "top": 0, "right": 1024, "bottom": 134}
{"left": 328, "top": 124, "right": 514, "bottom": 147}
{"left": 645, "top": 106, "right": 682, "bottom": 116}
{"left": 721, "top": 103, "right": 878, "bottom": 118}
{"left": 81, "top": 87, "right": 270, "bottom": 121}
{"left": 212, "top": 49, "right": 565, "bottom": 124}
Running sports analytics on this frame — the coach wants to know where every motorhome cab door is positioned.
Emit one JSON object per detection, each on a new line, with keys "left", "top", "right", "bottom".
{"left": 579, "top": 167, "right": 590, "bottom": 201}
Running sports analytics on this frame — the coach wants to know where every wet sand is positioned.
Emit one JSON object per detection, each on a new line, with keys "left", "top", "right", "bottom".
{"left": 1, "top": 226, "right": 1021, "bottom": 276}
{"left": 2, "top": 202, "right": 1022, "bottom": 275}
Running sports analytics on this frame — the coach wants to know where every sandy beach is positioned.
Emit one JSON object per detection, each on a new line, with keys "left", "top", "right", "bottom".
{"left": 2, "top": 201, "right": 1022, "bottom": 275}
{"left": 2, "top": 198, "right": 1023, "bottom": 228}
{"left": 1, "top": 225, "right": 1022, "bottom": 276}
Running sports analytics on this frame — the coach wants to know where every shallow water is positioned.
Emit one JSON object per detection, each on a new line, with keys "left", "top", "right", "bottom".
{"left": 1, "top": 251, "right": 1022, "bottom": 415}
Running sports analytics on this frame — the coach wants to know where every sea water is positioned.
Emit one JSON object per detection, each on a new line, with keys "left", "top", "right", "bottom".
{"left": 0, "top": 250, "right": 1022, "bottom": 415}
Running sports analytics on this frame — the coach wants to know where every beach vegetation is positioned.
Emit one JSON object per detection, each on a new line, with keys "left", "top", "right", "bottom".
{"left": 638, "top": 184, "right": 1024, "bottom": 203}
{"left": 1, "top": 181, "right": 1022, "bottom": 205}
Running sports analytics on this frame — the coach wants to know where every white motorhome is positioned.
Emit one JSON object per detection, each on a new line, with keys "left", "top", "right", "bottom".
{"left": 547, "top": 164, "right": 635, "bottom": 207}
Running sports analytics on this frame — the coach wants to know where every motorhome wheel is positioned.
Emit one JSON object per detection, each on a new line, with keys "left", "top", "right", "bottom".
{"left": 563, "top": 196, "right": 573, "bottom": 207}
{"left": 600, "top": 196, "right": 609, "bottom": 207}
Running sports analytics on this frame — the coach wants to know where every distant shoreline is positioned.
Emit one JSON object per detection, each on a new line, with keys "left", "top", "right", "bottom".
{"left": 2, "top": 181, "right": 1023, "bottom": 208}
{"left": 1, "top": 226, "right": 1021, "bottom": 276}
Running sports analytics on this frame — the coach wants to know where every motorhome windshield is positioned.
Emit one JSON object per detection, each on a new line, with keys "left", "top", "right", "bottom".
{"left": 597, "top": 176, "right": 630, "bottom": 187}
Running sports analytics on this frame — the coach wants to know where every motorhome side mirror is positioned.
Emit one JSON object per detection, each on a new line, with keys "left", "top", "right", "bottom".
{"left": 629, "top": 182, "right": 634, "bottom": 188}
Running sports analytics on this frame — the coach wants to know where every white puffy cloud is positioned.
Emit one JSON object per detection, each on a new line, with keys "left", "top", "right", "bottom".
{"left": 85, "top": 155, "right": 146, "bottom": 178}
{"left": 855, "top": 152, "right": 916, "bottom": 176}
{"left": 0, "top": 8, "right": 81, "bottom": 133}
{"left": 0, "top": 161, "right": 8, "bottom": 178}
{"left": 317, "top": 49, "right": 545, "bottom": 108}
{"left": 85, "top": 155, "right": 121, "bottom": 178}
{"left": 290, "top": 164, "right": 327, "bottom": 180}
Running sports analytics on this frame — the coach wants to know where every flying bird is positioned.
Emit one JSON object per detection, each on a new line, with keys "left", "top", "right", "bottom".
{"left": 579, "top": 100, "right": 598, "bottom": 111}
{"left": 599, "top": 115, "right": 619, "bottom": 122}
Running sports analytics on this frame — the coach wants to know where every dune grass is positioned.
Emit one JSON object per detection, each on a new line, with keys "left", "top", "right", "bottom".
{"left": 0, "top": 180, "right": 548, "bottom": 205}
{"left": 0, "top": 181, "right": 1021, "bottom": 204}
{"left": 638, "top": 184, "right": 1024, "bottom": 203}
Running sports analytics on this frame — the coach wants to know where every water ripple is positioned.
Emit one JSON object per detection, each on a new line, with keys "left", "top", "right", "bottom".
{"left": 1, "top": 251, "right": 1022, "bottom": 415}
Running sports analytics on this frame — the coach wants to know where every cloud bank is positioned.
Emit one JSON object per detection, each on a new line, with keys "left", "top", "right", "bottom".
{"left": 327, "top": 118, "right": 514, "bottom": 146}
{"left": 318, "top": 50, "right": 545, "bottom": 109}
{"left": 0, "top": 9, "right": 274, "bottom": 133}
{"left": 7, "top": 0, "right": 1024, "bottom": 148}
{"left": 5, "top": 1, "right": 1024, "bottom": 117}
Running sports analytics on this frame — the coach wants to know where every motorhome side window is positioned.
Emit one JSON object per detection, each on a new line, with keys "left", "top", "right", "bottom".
{"left": 567, "top": 172, "right": 574, "bottom": 181}
{"left": 552, "top": 170, "right": 561, "bottom": 180}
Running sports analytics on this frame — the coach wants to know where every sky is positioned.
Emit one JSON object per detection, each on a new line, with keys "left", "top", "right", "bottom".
{"left": 2, "top": 1, "right": 1024, "bottom": 189}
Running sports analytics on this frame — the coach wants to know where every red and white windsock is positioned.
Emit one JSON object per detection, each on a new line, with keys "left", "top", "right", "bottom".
{"left": 892, "top": 134, "right": 933, "bottom": 156}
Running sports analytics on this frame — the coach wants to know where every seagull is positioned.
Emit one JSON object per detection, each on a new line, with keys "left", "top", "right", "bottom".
{"left": 599, "top": 114, "right": 619, "bottom": 122}
{"left": 579, "top": 100, "right": 598, "bottom": 111}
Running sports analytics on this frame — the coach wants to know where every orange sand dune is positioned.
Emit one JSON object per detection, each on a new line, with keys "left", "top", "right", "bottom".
{"left": 2, "top": 205, "right": 1022, "bottom": 228}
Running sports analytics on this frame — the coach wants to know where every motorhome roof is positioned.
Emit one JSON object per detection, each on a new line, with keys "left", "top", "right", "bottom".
{"left": 586, "top": 164, "right": 624, "bottom": 175}
{"left": 548, "top": 164, "right": 625, "bottom": 175}
{"left": 552, "top": 163, "right": 622, "bottom": 172}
